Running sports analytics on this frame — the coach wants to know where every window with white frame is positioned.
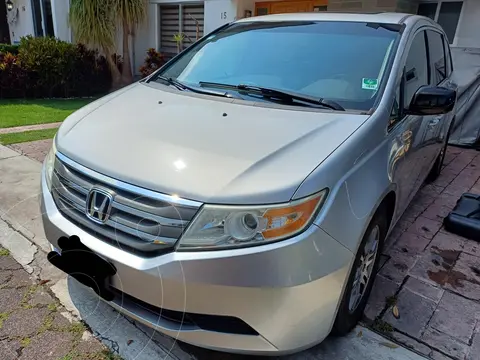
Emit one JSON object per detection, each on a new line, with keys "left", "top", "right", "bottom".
{"left": 31, "top": 0, "right": 55, "bottom": 37}
{"left": 417, "top": 1, "right": 464, "bottom": 44}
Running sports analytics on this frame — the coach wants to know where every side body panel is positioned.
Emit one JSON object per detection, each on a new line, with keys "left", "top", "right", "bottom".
{"left": 294, "top": 18, "right": 456, "bottom": 253}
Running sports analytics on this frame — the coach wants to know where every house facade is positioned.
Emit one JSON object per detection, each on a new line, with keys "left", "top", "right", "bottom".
{"left": 4, "top": 0, "right": 480, "bottom": 73}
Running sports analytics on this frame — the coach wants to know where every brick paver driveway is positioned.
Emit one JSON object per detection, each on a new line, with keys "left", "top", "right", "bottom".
{"left": 0, "top": 248, "right": 112, "bottom": 360}
{"left": 365, "top": 146, "right": 480, "bottom": 360}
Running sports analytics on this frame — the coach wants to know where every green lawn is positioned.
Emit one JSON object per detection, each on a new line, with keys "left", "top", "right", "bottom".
{"left": 0, "top": 98, "right": 95, "bottom": 129}
{"left": 0, "top": 128, "right": 58, "bottom": 145}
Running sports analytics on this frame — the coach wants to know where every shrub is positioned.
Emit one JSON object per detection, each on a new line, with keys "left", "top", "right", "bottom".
{"left": 70, "top": 43, "right": 112, "bottom": 97}
{"left": 0, "top": 52, "right": 28, "bottom": 99}
{"left": 18, "top": 36, "right": 78, "bottom": 97}
{"left": 139, "top": 48, "right": 165, "bottom": 78}
{"left": 0, "top": 36, "right": 112, "bottom": 99}
{"left": 0, "top": 43, "right": 19, "bottom": 55}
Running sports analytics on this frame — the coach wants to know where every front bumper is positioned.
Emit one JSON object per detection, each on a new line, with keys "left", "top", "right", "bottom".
{"left": 40, "top": 166, "right": 353, "bottom": 355}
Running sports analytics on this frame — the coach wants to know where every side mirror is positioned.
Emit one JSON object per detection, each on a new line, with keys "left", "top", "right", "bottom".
{"left": 407, "top": 85, "right": 456, "bottom": 116}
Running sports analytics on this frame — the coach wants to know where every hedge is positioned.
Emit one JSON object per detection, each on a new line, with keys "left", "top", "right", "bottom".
{"left": 0, "top": 43, "right": 19, "bottom": 55}
{"left": 0, "top": 37, "right": 112, "bottom": 99}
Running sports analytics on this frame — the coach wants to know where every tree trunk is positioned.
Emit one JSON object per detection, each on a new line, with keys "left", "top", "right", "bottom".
{"left": 105, "top": 48, "right": 122, "bottom": 90}
{"left": 121, "top": 19, "right": 133, "bottom": 85}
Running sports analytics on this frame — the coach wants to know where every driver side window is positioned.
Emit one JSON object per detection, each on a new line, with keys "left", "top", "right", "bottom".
{"left": 403, "top": 31, "right": 429, "bottom": 110}
{"left": 389, "top": 30, "right": 430, "bottom": 130}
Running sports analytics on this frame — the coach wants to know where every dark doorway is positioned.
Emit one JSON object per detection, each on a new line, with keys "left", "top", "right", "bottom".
{"left": 0, "top": 0, "right": 11, "bottom": 44}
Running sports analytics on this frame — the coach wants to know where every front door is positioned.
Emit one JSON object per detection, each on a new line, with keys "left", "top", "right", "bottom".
{"left": 419, "top": 29, "right": 452, "bottom": 178}
{"left": 390, "top": 29, "right": 433, "bottom": 215}
{"left": 256, "top": 1, "right": 328, "bottom": 16}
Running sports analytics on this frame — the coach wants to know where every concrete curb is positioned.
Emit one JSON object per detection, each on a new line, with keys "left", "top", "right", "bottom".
{"left": 0, "top": 122, "right": 62, "bottom": 135}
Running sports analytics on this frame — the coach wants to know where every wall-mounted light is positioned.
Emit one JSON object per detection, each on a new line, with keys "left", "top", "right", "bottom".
{"left": 6, "top": 0, "right": 14, "bottom": 12}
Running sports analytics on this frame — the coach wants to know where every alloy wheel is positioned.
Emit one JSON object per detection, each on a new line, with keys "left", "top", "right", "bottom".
{"left": 348, "top": 225, "right": 380, "bottom": 313}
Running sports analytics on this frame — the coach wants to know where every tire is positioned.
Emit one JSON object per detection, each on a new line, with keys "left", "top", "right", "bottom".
{"left": 331, "top": 210, "right": 388, "bottom": 336}
{"left": 426, "top": 120, "right": 453, "bottom": 183}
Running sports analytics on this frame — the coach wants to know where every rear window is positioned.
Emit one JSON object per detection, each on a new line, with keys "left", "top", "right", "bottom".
{"left": 157, "top": 21, "right": 401, "bottom": 111}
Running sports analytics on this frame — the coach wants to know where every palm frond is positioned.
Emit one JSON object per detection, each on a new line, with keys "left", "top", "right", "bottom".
{"left": 69, "top": 0, "right": 116, "bottom": 50}
{"left": 114, "top": 0, "right": 148, "bottom": 29}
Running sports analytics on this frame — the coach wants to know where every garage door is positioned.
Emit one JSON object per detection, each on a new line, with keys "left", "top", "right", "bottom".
{"left": 160, "top": 3, "right": 204, "bottom": 59}
{"left": 182, "top": 4, "right": 205, "bottom": 49}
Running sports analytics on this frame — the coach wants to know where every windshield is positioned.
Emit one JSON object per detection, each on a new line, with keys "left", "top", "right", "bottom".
{"left": 155, "top": 21, "right": 400, "bottom": 111}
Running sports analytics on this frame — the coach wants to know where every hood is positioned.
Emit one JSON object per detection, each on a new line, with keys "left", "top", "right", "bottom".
{"left": 57, "top": 83, "right": 368, "bottom": 204}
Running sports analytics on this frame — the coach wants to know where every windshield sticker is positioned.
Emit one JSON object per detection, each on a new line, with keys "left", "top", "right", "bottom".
{"left": 362, "top": 78, "right": 379, "bottom": 90}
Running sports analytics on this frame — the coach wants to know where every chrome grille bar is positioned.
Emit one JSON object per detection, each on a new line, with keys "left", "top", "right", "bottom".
{"left": 51, "top": 153, "right": 202, "bottom": 256}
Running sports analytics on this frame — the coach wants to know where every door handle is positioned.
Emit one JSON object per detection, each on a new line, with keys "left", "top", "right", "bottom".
{"left": 428, "top": 118, "right": 441, "bottom": 127}
{"left": 401, "top": 130, "right": 413, "bottom": 143}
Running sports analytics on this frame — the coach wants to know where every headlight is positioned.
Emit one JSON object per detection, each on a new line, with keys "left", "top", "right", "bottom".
{"left": 178, "top": 190, "right": 327, "bottom": 250}
{"left": 44, "top": 137, "right": 57, "bottom": 191}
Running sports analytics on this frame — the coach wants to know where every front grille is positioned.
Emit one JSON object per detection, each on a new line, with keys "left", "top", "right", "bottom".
{"left": 51, "top": 154, "right": 201, "bottom": 256}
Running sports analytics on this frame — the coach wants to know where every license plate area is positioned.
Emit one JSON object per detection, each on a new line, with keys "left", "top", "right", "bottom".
{"left": 47, "top": 235, "right": 117, "bottom": 301}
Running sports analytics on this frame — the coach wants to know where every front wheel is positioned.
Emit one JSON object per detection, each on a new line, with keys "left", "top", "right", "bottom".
{"left": 331, "top": 211, "right": 387, "bottom": 335}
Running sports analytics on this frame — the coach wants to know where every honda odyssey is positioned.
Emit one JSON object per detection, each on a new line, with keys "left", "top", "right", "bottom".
{"left": 41, "top": 12, "right": 457, "bottom": 355}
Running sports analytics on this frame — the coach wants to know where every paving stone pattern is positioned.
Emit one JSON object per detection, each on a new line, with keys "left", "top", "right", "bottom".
{"left": 8, "top": 139, "right": 53, "bottom": 164}
{"left": 365, "top": 147, "right": 480, "bottom": 360}
{"left": 0, "top": 248, "right": 117, "bottom": 360}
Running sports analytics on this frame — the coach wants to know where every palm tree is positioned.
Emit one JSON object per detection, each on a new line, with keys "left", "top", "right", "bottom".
{"left": 113, "top": 0, "right": 148, "bottom": 84}
{"left": 69, "top": 0, "right": 122, "bottom": 88}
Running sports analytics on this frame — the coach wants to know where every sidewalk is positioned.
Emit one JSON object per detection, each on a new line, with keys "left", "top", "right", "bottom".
{"left": 0, "top": 142, "right": 468, "bottom": 360}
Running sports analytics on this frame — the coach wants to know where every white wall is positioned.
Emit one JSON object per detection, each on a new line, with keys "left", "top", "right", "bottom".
{"left": 7, "top": 0, "right": 35, "bottom": 44}
{"left": 203, "top": 0, "right": 257, "bottom": 34}
{"left": 133, "top": 3, "right": 158, "bottom": 75}
{"left": 51, "top": 0, "right": 70, "bottom": 41}
{"left": 454, "top": 0, "right": 480, "bottom": 48}
{"left": 204, "top": 0, "right": 236, "bottom": 34}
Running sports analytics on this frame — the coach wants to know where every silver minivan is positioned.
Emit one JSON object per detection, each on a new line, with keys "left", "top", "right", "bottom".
{"left": 41, "top": 12, "right": 457, "bottom": 355}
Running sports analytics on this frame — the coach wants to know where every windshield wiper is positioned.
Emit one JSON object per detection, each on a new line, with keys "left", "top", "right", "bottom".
{"left": 155, "top": 76, "right": 239, "bottom": 99}
{"left": 199, "top": 81, "right": 345, "bottom": 111}
{"left": 155, "top": 76, "right": 189, "bottom": 91}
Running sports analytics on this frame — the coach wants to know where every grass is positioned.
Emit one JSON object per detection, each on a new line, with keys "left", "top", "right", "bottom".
{"left": 372, "top": 318, "right": 394, "bottom": 334}
{"left": 0, "top": 128, "right": 58, "bottom": 145}
{"left": 0, "top": 249, "right": 9, "bottom": 256}
{"left": 0, "top": 98, "right": 95, "bottom": 129}
{"left": 0, "top": 312, "right": 9, "bottom": 328}
{"left": 385, "top": 295, "right": 398, "bottom": 308}
{"left": 20, "top": 337, "right": 31, "bottom": 347}
{"left": 66, "top": 322, "right": 87, "bottom": 334}
{"left": 59, "top": 350, "right": 124, "bottom": 360}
